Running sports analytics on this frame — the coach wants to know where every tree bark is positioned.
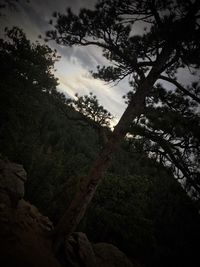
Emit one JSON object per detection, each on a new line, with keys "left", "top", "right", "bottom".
{"left": 52, "top": 45, "right": 173, "bottom": 252}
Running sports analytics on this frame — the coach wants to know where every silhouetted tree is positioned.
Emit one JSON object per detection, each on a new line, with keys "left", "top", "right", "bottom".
{"left": 127, "top": 83, "right": 200, "bottom": 197}
{"left": 47, "top": 0, "right": 200, "bottom": 249}
{"left": 67, "top": 92, "right": 113, "bottom": 127}
{"left": 0, "top": 27, "right": 59, "bottom": 163}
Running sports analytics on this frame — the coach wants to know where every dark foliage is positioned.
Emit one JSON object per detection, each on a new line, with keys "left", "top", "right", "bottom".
{"left": 0, "top": 27, "right": 200, "bottom": 266}
{"left": 47, "top": 0, "right": 200, "bottom": 199}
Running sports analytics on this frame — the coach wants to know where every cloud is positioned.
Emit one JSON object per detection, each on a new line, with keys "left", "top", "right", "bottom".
{"left": 56, "top": 64, "right": 127, "bottom": 122}
{"left": 1, "top": 0, "right": 129, "bottom": 125}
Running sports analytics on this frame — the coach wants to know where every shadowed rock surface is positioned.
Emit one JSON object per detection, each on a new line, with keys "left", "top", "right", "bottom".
{"left": 0, "top": 158, "right": 138, "bottom": 267}
{"left": 0, "top": 158, "right": 27, "bottom": 207}
{"left": 93, "top": 243, "right": 134, "bottom": 267}
{"left": 0, "top": 158, "right": 61, "bottom": 267}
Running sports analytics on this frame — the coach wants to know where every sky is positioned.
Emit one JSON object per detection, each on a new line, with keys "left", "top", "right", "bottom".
{"left": 0, "top": 0, "right": 198, "bottom": 124}
{"left": 0, "top": 0, "right": 129, "bottom": 125}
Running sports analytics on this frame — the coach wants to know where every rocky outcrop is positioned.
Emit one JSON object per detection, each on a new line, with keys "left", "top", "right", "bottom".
{"left": 0, "top": 158, "right": 140, "bottom": 267}
{"left": 93, "top": 243, "right": 134, "bottom": 267}
{"left": 0, "top": 158, "right": 53, "bottom": 233}
{"left": 0, "top": 158, "right": 27, "bottom": 207}
{"left": 64, "top": 232, "right": 135, "bottom": 267}
{"left": 0, "top": 158, "right": 61, "bottom": 267}
{"left": 64, "top": 232, "right": 96, "bottom": 267}
{"left": 0, "top": 197, "right": 61, "bottom": 267}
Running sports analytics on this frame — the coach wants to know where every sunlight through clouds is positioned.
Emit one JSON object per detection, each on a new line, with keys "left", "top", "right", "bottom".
{"left": 57, "top": 65, "right": 127, "bottom": 125}
{"left": 1, "top": 0, "right": 129, "bottom": 125}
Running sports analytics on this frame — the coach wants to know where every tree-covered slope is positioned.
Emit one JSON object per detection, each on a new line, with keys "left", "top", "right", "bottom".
{"left": 0, "top": 27, "right": 200, "bottom": 267}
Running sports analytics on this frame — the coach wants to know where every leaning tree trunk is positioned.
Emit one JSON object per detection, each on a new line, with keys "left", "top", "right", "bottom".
{"left": 52, "top": 45, "right": 173, "bottom": 252}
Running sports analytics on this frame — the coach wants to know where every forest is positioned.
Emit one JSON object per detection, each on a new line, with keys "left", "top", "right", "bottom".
{"left": 0, "top": 1, "right": 200, "bottom": 267}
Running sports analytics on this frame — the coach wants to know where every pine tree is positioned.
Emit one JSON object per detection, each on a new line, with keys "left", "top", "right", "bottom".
{"left": 46, "top": 0, "right": 200, "bottom": 249}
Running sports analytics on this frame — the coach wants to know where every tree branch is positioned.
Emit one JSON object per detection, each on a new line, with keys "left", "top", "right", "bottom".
{"left": 129, "top": 124, "right": 200, "bottom": 194}
{"left": 159, "top": 75, "right": 200, "bottom": 104}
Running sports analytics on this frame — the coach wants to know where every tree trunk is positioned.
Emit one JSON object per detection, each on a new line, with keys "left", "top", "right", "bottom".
{"left": 52, "top": 45, "right": 172, "bottom": 252}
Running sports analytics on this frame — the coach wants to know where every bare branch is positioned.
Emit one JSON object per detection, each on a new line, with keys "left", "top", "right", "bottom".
{"left": 159, "top": 75, "right": 200, "bottom": 104}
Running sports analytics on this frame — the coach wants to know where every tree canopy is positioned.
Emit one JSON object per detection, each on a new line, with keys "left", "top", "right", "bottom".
{"left": 67, "top": 92, "right": 113, "bottom": 127}
{"left": 45, "top": 0, "right": 200, "bottom": 243}
{"left": 1, "top": 23, "right": 200, "bottom": 267}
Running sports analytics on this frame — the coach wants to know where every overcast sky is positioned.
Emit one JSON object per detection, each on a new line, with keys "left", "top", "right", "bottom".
{"left": 1, "top": 0, "right": 198, "bottom": 124}
{"left": 1, "top": 0, "right": 130, "bottom": 124}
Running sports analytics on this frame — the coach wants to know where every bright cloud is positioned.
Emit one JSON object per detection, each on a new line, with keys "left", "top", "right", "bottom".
{"left": 1, "top": 0, "right": 130, "bottom": 126}
{"left": 56, "top": 63, "right": 127, "bottom": 123}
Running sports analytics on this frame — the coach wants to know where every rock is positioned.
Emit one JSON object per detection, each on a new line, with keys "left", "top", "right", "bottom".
{"left": 64, "top": 233, "right": 135, "bottom": 267}
{"left": 93, "top": 243, "right": 134, "bottom": 267}
{"left": 64, "top": 232, "right": 96, "bottom": 267}
{"left": 0, "top": 194, "right": 60, "bottom": 267}
{"left": 0, "top": 159, "right": 27, "bottom": 207}
{"left": 16, "top": 199, "right": 54, "bottom": 233}
{"left": 0, "top": 158, "right": 137, "bottom": 267}
{"left": 75, "top": 232, "right": 96, "bottom": 267}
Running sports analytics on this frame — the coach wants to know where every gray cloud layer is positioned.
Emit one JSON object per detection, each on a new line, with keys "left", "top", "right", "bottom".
{"left": 0, "top": 0, "right": 129, "bottom": 122}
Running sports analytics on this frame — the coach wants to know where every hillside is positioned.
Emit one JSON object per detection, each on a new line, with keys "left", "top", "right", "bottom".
{"left": 0, "top": 27, "right": 200, "bottom": 267}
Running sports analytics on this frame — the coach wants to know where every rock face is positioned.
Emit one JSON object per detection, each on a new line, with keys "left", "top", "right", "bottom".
{"left": 0, "top": 158, "right": 27, "bottom": 207}
{"left": 93, "top": 243, "right": 134, "bottom": 267}
{"left": 64, "top": 232, "right": 97, "bottom": 267}
{"left": 64, "top": 232, "right": 135, "bottom": 267}
{"left": 0, "top": 158, "right": 61, "bottom": 267}
{"left": 0, "top": 158, "right": 138, "bottom": 267}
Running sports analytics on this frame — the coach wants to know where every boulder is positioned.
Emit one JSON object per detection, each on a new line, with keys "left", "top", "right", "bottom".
{"left": 93, "top": 242, "right": 134, "bottom": 267}
{"left": 0, "top": 158, "right": 27, "bottom": 207}
{"left": 0, "top": 194, "right": 60, "bottom": 267}
{"left": 64, "top": 232, "right": 96, "bottom": 267}
{"left": 64, "top": 232, "right": 134, "bottom": 267}
{"left": 0, "top": 158, "right": 60, "bottom": 267}
{"left": 0, "top": 158, "right": 138, "bottom": 267}
{"left": 15, "top": 199, "right": 54, "bottom": 233}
